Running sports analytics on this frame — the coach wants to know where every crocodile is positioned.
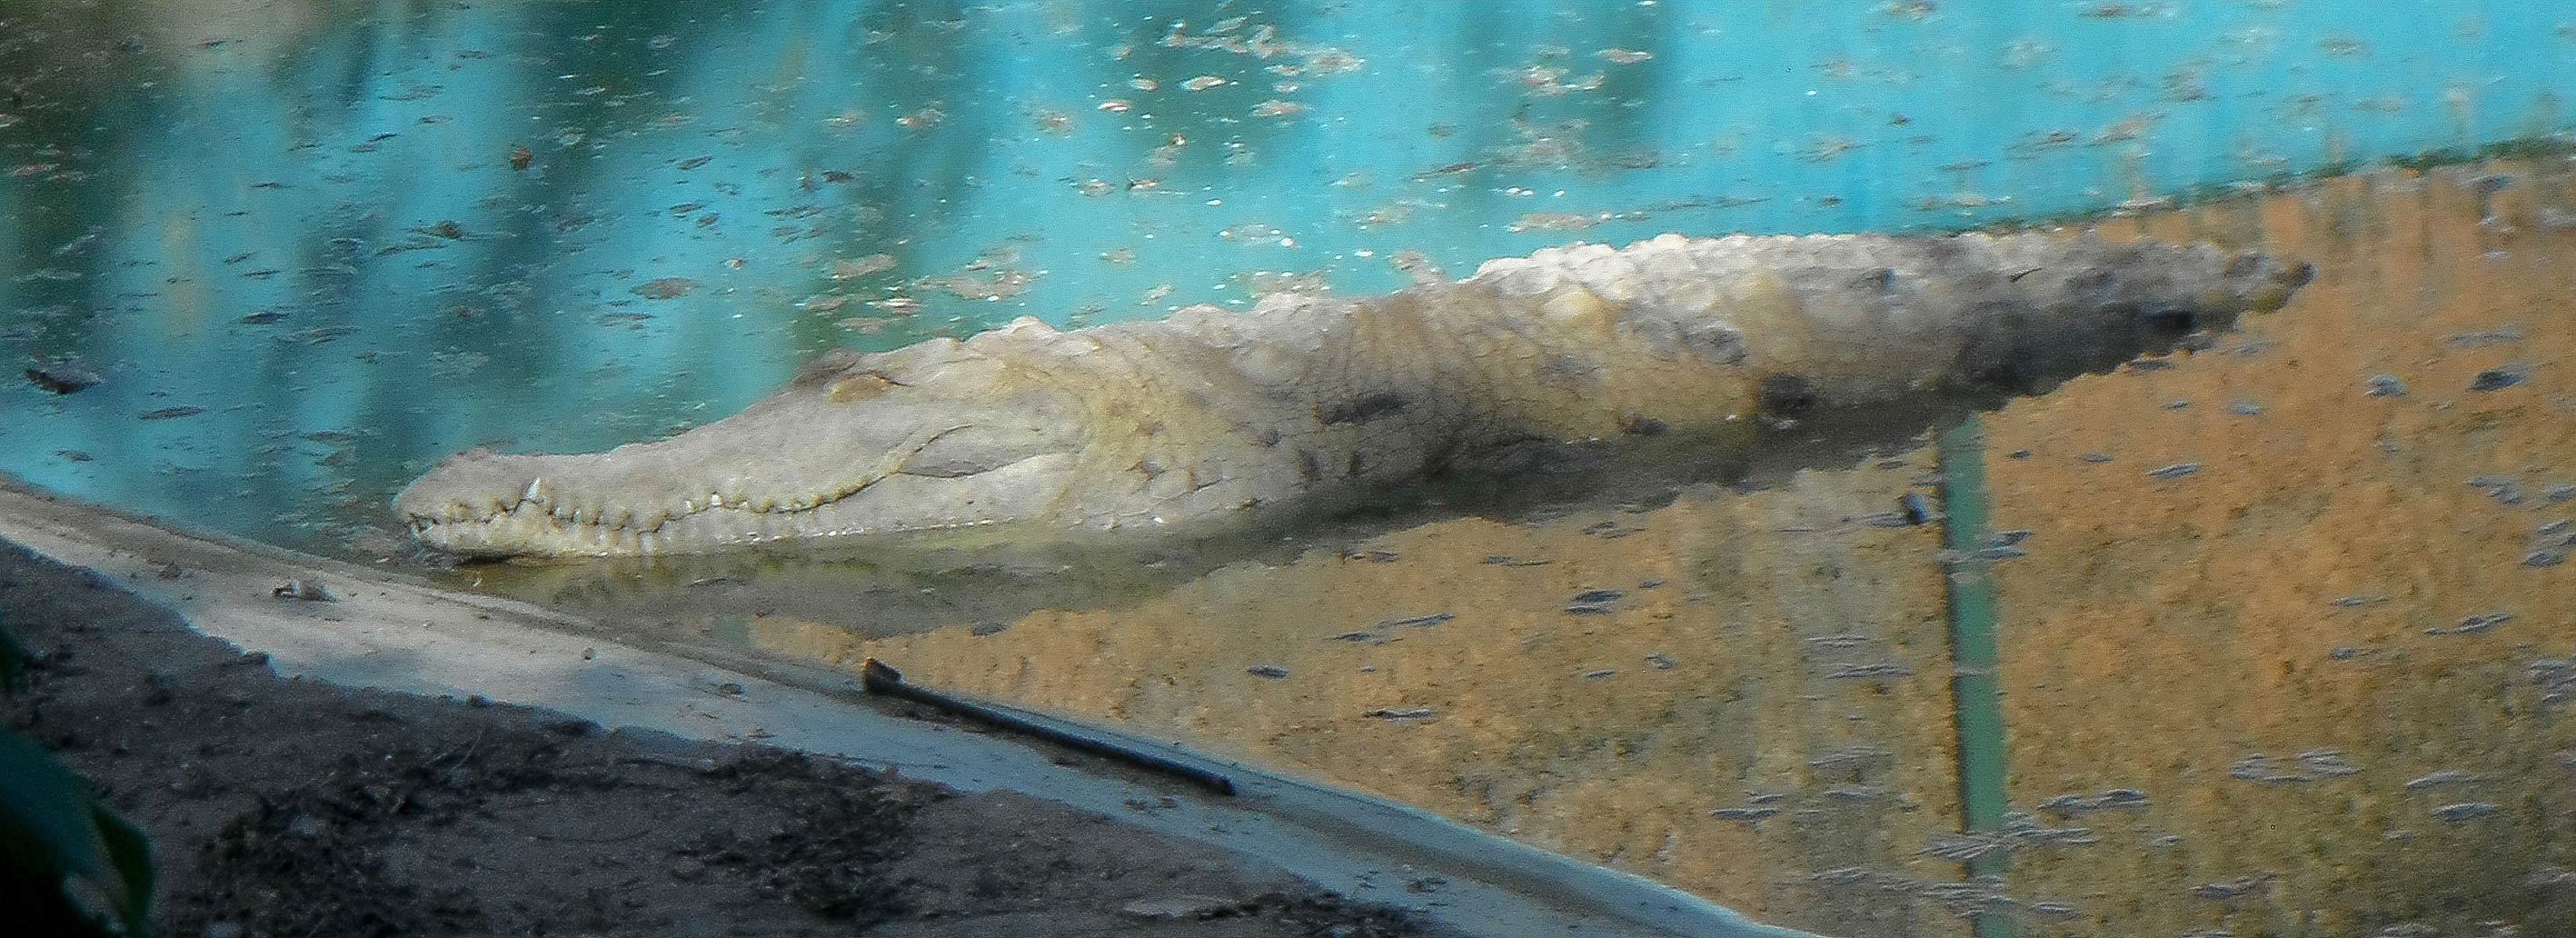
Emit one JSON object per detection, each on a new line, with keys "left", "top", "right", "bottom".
{"left": 397, "top": 232, "right": 2310, "bottom": 558}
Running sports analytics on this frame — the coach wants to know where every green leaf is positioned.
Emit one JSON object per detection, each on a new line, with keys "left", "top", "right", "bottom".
{"left": 94, "top": 805, "right": 154, "bottom": 936}
{"left": 0, "top": 728, "right": 154, "bottom": 935}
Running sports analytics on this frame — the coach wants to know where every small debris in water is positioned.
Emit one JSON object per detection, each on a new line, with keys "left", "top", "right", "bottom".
{"left": 2079, "top": 452, "right": 2113, "bottom": 464}
{"left": 1378, "top": 612, "right": 1453, "bottom": 629}
{"left": 2035, "top": 788, "right": 2150, "bottom": 815}
{"left": 2365, "top": 374, "right": 2408, "bottom": 396}
{"left": 2228, "top": 753, "right": 2309, "bottom": 784}
{"left": 25, "top": 364, "right": 101, "bottom": 394}
{"left": 1825, "top": 661, "right": 1913, "bottom": 680}
{"left": 2451, "top": 611, "right": 2511, "bottom": 634}
{"left": 1921, "top": 832, "right": 2008, "bottom": 863}
{"left": 630, "top": 276, "right": 694, "bottom": 299}
{"left": 1581, "top": 520, "right": 1644, "bottom": 538}
{"left": 2467, "top": 364, "right": 2527, "bottom": 392}
{"left": 825, "top": 254, "right": 895, "bottom": 280}
{"left": 2529, "top": 867, "right": 2576, "bottom": 889}
{"left": 1644, "top": 653, "right": 1676, "bottom": 670}
{"left": 2147, "top": 462, "right": 2200, "bottom": 480}
{"left": 1709, "top": 806, "right": 1778, "bottom": 823}
{"left": 1362, "top": 707, "right": 1436, "bottom": 721}
{"left": 1808, "top": 743, "right": 1891, "bottom": 769}
{"left": 1810, "top": 866, "right": 1869, "bottom": 885}
{"left": 1246, "top": 664, "right": 1288, "bottom": 678}
{"left": 1482, "top": 554, "right": 1549, "bottom": 566}
{"left": 2403, "top": 769, "right": 2489, "bottom": 790}
{"left": 140, "top": 406, "right": 204, "bottom": 420}
{"left": 2297, "top": 750, "right": 2362, "bottom": 775}
{"left": 2227, "top": 398, "right": 2264, "bottom": 415}
{"left": 2431, "top": 802, "right": 2499, "bottom": 822}
{"left": 1563, "top": 603, "right": 1615, "bottom": 615}
{"left": 1569, "top": 588, "right": 1623, "bottom": 604}
{"left": 2447, "top": 325, "right": 2522, "bottom": 348}
{"left": 2468, "top": 474, "right": 2525, "bottom": 504}
{"left": 2188, "top": 875, "right": 2273, "bottom": 901}
{"left": 1897, "top": 491, "right": 1932, "bottom": 524}
{"left": 1581, "top": 668, "right": 1616, "bottom": 680}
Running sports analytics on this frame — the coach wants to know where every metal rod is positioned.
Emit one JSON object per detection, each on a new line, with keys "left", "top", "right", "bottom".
{"left": 1936, "top": 417, "right": 2015, "bottom": 938}
{"left": 860, "top": 657, "right": 1237, "bottom": 796}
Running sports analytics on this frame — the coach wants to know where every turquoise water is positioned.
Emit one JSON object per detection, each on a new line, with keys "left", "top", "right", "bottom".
{"left": 2, "top": 0, "right": 2568, "bottom": 553}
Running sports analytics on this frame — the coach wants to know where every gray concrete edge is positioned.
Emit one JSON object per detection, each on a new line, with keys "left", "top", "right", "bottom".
{"left": 0, "top": 479, "right": 1833, "bottom": 938}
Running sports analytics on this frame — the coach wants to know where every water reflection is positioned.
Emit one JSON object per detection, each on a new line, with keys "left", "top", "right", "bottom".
{"left": 6, "top": 0, "right": 2569, "bottom": 554}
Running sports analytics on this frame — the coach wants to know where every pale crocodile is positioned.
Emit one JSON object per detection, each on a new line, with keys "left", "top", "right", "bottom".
{"left": 397, "top": 232, "right": 2310, "bottom": 558}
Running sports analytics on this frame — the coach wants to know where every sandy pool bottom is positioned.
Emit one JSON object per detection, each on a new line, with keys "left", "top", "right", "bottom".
{"left": 686, "top": 162, "right": 2576, "bottom": 938}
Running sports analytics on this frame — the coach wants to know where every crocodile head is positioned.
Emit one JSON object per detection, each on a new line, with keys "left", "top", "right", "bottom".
{"left": 396, "top": 329, "right": 1099, "bottom": 558}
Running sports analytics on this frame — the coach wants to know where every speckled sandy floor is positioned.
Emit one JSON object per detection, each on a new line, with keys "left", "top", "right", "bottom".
{"left": 698, "top": 161, "right": 2574, "bottom": 938}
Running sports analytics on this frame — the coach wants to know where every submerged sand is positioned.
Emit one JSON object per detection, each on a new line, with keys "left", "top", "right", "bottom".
{"left": 706, "top": 162, "right": 2576, "bottom": 938}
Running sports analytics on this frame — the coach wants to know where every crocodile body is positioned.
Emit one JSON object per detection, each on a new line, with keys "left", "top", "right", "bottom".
{"left": 397, "top": 232, "right": 2309, "bottom": 558}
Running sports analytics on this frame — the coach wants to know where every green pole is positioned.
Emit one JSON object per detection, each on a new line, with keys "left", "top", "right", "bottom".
{"left": 1936, "top": 416, "right": 2014, "bottom": 938}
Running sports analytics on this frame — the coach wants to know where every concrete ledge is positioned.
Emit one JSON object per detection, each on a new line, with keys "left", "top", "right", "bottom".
{"left": 0, "top": 477, "right": 1829, "bottom": 938}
